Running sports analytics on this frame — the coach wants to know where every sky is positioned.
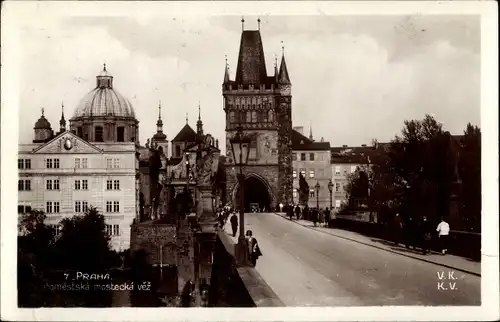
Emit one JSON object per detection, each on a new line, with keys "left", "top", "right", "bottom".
{"left": 15, "top": 9, "right": 480, "bottom": 153}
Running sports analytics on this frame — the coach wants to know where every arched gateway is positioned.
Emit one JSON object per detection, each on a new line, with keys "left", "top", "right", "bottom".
{"left": 232, "top": 173, "right": 272, "bottom": 212}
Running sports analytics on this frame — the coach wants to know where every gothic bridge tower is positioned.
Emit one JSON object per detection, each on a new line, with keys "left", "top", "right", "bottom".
{"left": 222, "top": 19, "right": 293, "bottom": 211}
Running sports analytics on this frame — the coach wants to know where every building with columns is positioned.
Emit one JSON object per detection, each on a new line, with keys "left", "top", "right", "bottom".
{"left": 18, "top": 65, "right": 139, "bottom": 251}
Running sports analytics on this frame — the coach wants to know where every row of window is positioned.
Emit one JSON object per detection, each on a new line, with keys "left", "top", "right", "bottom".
{"left": 335, "top": 165, "right": 358, "bottom": 175}
{"left": 18, "top": 158, "right": 121, "bottom": 169}
{"left": 17, "top": 201, "right": 121, "bottom": 214}
{"left": 293, "top": 169, "right": 318, "bottom": 179}
{"left": 18, "top": 179, "right": 119, "bottom": 191}
{"left": 105, "top": 224, "right": 121, "bottom": 236}
{"left": 106, "top": 201, "right": 120, "bottom": 213}
{"left": 228, "top": 110, "right": 275, "bottom": 124}
{"left": 77, "top": 126, "right": 129, "bottom": 143}
{"left": 292, "top": 153, "right": 315, "bottom": 161}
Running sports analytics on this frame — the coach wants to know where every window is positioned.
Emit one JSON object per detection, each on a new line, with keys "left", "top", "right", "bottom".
{"left": 53, "top": 202, "right": 60, "bottom": 213}
{"left": 300, "top": 169, "right": 306, "bottom": 177}
{"left": 292, "top": 153, "right": 297, "bottom": 161}
{"left": 49, "top": 225, "right": 61, "bottom": 236}
{"left": 293, "top": 189, "right": 298, "bottom": 198}
{"left": 46, "top": 159, "right": 53, "bottom": 169}
{"left": 251, "top": 111, "right": 257, "bottom": 123}
{"left": 106, "top": 201, "right": 113, "bottom": 213}
{"left": 18, "top": 159, "right": 24, "bottom": 169}
{"left": 268, "top": 110, "right": 274, "bottom": 122}
{"left": 310, "top": 153, "right": 315, "bottom": 161}
{"left": 46, "top": 159, "right": 59, "bottom": 169}
{"left": 335, "top": 166, "right": 341, "bottom": 175}
{"left": 105, "top": 225, "right": 113, "bottom": 236}
{"left": 75, "top": 201, "right": 81, "bottom": 213}
{"left": 54, "top": 159, "right": 60, "bottom": 168}
{"left": 106, "top": 180, "right": 113, "bottom": 190}
{"left": 95, "top": 126, "right": 104, "bottom": 142}
{"left": 82, "top": 180, "right": 88, "bottom": 190}
{"left": 46, "top": 201, "right": 52, "bottom": 213}
{"left": 75, "top": 158, "right": 81, "bottom": 168}
{"left": 106, "top": 159, "right": 113, "bottom": 169}
{"left": 113, "top": 224, "right": 120, "bottom": 236}
{"left": 309, "top": 170, "right": 315, "bottom": 179}
{"left": 18, "top": 180, "right": 31, "bottom": 191}
{"left": 113, "top": 159, "right": 120, "bottom": 168}
{"left": 82, "top": 201, "right": 88, "bottom": 213}
{"left": 335, "top": 183, "right": 341, "bottom": 192}
{"left": 74, "top": 180, "right": 81, "bottom": 190}
{"left": 310, "top": 191, "right": 315, "bottom": 198}
{"left": 335, "top": 200, "right": 341, "bottom": 208}
{"left": 46, "top": 179, "right": 59, "bottom": 190}
{"left": 25, "top": 159, "right": 31, "bottom": 169}
{"left": 82, "top": 158, "right": 88, "bottom": 168}
{"left": 53, "top": 179, "right": 60, "bottom": 190}
{"left": 46, "top": 180, "right": 53, "bottom": 190}
{"left": 300, "top": 153, "right": 306, "bottom": 161}
{"left": 117, "top": 127, "right": 125, "bottom": 142}
{"left": 113, "top": 201, "right": 120, "bottom": 213}
{"left": 113, "top": 180, "right": 120, "bottom": 190}
{"left": 293, "top": 170, "right": 297, "bottom": 178}
{"left": 229, "top": 111, "right": 235, "bottom": 123}
{"left": 18, "top": 159, "right": 31, "bottom": 169}
{"left": 18, "top": 204, "right": 31, "bottom": 214}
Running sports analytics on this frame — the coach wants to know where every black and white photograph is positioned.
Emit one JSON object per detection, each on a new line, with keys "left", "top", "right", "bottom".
{"left": 1, "top": 1, "right": 498, "bottom": 321}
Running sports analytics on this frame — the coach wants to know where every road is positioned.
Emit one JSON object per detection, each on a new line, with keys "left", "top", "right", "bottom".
{"left": 240, "top": 213, "right": 481, "bottom": 306}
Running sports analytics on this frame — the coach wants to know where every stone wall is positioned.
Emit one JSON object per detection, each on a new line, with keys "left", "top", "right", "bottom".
{"left": 130, "top": 222, "right": 177, "bottom": 266}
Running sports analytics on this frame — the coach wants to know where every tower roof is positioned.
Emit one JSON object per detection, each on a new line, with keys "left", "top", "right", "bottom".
{"left": 278, "top": 52, "right": 291, "bottom": 85}
{"left": 235, "top": 30, "right": 268, "bottom": 85}
{"left": 172, "top": 123, "right": 197, "bottom": 143}
{"left": 34, "top": 108, "right": 52, "bottom": 130}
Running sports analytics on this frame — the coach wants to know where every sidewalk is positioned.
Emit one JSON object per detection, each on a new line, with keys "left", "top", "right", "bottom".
{"left": 274, "top": 212, "right": 481, "bottom": 276}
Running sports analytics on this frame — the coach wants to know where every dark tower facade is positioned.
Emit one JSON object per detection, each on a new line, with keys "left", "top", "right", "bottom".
{"left": 222, "top": 24, "right": 293, "bottom": 210}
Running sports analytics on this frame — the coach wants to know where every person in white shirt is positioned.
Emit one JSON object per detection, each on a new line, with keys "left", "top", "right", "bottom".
{"left": 436, "top": 217, "right": 450, "bottom": 255}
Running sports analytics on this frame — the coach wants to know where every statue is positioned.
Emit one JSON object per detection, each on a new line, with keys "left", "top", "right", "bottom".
{"left": 146, "top": 138, "right": 150, "bottom": 149}
{"left": 199, "top": 153, "right": 214, "bottom": 186}
{"left": 298, "top": 172, "right": 309, "bottom": 206}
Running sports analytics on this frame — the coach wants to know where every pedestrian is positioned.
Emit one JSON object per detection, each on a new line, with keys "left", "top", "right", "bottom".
{"left": 245, "top": 230, "right": 262, "bottom": 267}
{"left": 303, "top": 206, "right": 309, "bottom": 221}
{"left": 230, "top": 212, "right": 238, "bottom": 237}
{"left": 392, "top": 213, "right": 403, "bottom": 245}
{"left": 324, "top": 208, "right": 331, "bottom": 227}
{"left": 294, "top": 205, "right": 301, "bottom": 221}
{"left": 420, "top": 216, "right": 432, "bottom": 255}
{"left": 404, "top": 216, "right": 416, "bottom": 249}
{"left": 436, "top": 217, "right": 450, "bottom": 255}
{"left": 312, "top": 208, "right": 318, "bottom": 227}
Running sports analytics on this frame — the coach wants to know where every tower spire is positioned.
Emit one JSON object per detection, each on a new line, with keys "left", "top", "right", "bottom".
{"left": 59, "top": 101, "right": 66, "bottom": 132}
{"left": 224, "top": 54, "right": 230, "bottom": 83}
{"left": 241, "top": 17, "right": 245, "bottom": 31}
{"left": 196, "top": 101, "right": 204, "bottom": 137}
{"left": 309, "top": 121, "right": 313, "bottom": 141}
{"left": 41, "top": 107, "right": 44, "bottom": 117}
{"left": 153, "top": 100, "right": 166, "bottom": 141}
{"left": 278, "top": 42, "right": 291, "bottom": 85}
{"left": 158, "top": 100, "right": 162, "bottom": 120}
{"left": 186, "top": 113, "right": 188, "bottom": 124}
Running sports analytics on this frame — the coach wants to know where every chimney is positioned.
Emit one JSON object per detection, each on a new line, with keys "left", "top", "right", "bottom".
{"left": 342, "top": 145, "right": 348, "bottom": 148}
{"left": 361, "top": 144, "right": 367, "bottom": 147}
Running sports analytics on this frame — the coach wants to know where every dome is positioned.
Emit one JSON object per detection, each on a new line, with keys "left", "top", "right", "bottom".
{"left": 72, "top": 65, "right": 136, "bottom": 119}
{"left": 34, "top": 114, "right": 51, "bottom": 129}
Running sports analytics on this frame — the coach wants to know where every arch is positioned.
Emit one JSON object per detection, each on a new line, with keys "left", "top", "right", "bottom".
{"left": 232, "top": 172, "right": 273, "bottom": 212}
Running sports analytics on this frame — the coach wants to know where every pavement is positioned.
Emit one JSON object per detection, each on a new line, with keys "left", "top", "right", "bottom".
{"left": 222, "top": 212, "right": 480, "bottom": 306}
{"left": 274, "top": 212, "right": 481, "bottom": 277}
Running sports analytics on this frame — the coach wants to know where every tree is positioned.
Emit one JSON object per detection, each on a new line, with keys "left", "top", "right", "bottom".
{"left": 298, "top": 172, "right": 309, "bottom": 206}
{"left": 458, "top": 123, "right": 481, "bottom": 231}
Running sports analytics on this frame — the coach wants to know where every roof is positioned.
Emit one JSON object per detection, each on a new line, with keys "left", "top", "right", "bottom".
{"left": 291, "top": 130, "right": 330, "bottom": 151}
{"left": 34, "top": 115, "right": 52, "bottom": 129}
{"left": 278, "top": 54, "right": 291, "bottom": 85}
{"left": 235, "top": 30, "right": 268, "bottom": 85}
{"left": 330, "top": 144, "right": 389, "bottom": 164}
{"left": 171, "top": 124, "right": 197, "bottom": 143}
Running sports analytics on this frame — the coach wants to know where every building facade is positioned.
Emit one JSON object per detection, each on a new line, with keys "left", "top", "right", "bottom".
{"left": 18, "top": 65, "right": 139, "bottom": 251}
{"left": 291, "top": 126, "right": 332, "bottom": 209}
{"left": 222, "top": 23, "right": 293, "bottom": 211}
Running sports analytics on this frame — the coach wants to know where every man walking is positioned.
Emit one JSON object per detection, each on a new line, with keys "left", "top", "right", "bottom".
{"left": 436, "top": 217, "right": 450, "bottom": 255}
{"left": 245, "top": 230, "right": 262, "bottom": 267}
{"left": 230, "top": 212, "right": 238, "bottom": 237}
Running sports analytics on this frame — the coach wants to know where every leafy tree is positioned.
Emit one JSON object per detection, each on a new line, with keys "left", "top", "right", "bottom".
{"left": 458, "top": 123, "right": 481, "bottom": 231}
{"left": 298, "top": 172, "right": 309, "bottom": 206}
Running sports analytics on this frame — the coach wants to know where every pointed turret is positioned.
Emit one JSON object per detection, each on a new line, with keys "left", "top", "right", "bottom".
{"left": 278, "top": 48, "right": 291, "bottom": 85}
{"left": 153, "top": 101, "right": 167, "bottom": 141}
{"left": 274, "top": 55, "right": 279, "bottom": 83}
{"left": 59, "top": 101, "right": 66, "bottom": 132}
{"left": 223, "top": 55, "right": 230, "bottom": 84}
{"left": 196, "top": 102, "right": 204, "bottom": 137}
{"left": 309, "top": 121, "right": 314, "bottom": 141}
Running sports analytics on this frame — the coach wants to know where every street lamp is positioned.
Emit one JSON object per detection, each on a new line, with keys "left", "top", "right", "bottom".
{"left": 229, "top": 126, "right": 251, "bottom": 266}
{"left": 315, "top": 181, "right": 320, "bottom": 210}
{"left": 328, "top": 179, "right": 333, "bottom": 211}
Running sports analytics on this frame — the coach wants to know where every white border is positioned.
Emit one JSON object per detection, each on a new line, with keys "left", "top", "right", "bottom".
{"left": 2, "top": 1, "right": 498, "bottom": 321}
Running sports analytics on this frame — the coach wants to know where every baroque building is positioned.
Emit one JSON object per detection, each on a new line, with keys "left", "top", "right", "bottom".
{"left": 223, "top": 21, "right": 293, "bottom": 211}
{"left": 18, "top": 65, "right": 139, "bottom": 251}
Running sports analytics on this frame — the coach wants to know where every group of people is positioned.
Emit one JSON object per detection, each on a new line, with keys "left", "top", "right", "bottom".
{"left": 392, "top": 214, "right": 450, "bottom": 256}
{"left": 216, "top": 204, "right": 263, "bottom": 267}
{"left": 283, "top": 204, "right": 332, "bottom": 227}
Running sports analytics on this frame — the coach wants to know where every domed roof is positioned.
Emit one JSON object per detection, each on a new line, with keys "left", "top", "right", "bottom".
{"left": 72, "top": 65, "right": 136, "bottom": 119}
{"left": 34, "top": 109, "right": 52, "bottom": 129}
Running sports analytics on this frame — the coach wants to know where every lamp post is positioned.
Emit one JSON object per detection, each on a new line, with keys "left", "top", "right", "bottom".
{"left": 185, "top": 152, "right": 190, "bottom": 215}
{"left": 315, "top": 182, "right": 320, "bottom": 210}
{"left": 229, "top": 126, "right": 250, "bottom": 266}
{"left": 328, "top": 179, "right": 333, "bottom": 211}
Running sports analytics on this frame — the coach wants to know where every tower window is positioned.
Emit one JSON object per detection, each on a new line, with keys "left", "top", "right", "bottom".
{"left": 246, "top": 111, "right": 251, "bottom": 123}
{"left": 95, "top": 126, "right": 103, "bottom": 142}
{"left": 251, "top": 111, "right": 257, "bottom": 123}
{"left": 117, "top": 127, "right": 125, "bottom": 142}
{"left": 229, "top": 111, "right": 235, "bottom": 123}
